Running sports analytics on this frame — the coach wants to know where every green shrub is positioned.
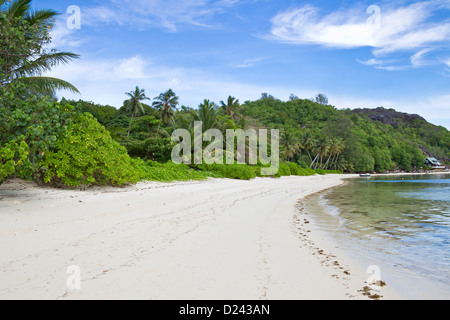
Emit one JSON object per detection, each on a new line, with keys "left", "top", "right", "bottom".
{"left": 0, "top": 85, "right": 76, "bottom": 180}
{"left": 139, "top": 160, "right": 209, "bottom": 182}
{"left": 121, "top": 137, "right": 174, "bottom": 163}
{"left": 39, "top": 113, "right": 142, "bottom": 187}
{"left": 274, "top": 163, "right": 291, "bottom": 177}
{"left": 315, "top": 169, "right": 343, "bottom": 175}
{"left": 0, "top": 138, "right": 29, "bottom": 183}
{"left": 197, "top": 163, "right": 257, "bottom": 180}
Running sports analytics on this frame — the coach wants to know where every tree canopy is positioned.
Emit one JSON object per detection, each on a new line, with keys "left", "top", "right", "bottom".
{"left": 0, "top": 0, "right": 80, "bottom": 97}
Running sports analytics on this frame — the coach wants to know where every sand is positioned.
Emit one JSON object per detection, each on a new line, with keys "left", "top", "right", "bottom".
{"left": 0, "top": 175, "right": 404, "bottom": 300}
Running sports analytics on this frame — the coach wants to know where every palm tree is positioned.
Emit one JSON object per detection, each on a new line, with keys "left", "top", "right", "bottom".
{"left": 124, "top": 86, "right": 149, "bottom": 137}
{"left": 2, "top": 0, "right": 80, "bottom": 96}
{"left": 323, "top": 138, "right": 344, "bottom": 170}
{"left": 310, "top": 137, "right": 330, "bottom": 169}
{"left": 301, "top": 131, "right": 317, "bottom": 163}
{"left": 331, "top": 139, "right": 345, "bottom": 170}
{"left": 281, "top": 131, "right": 299, "bottom": 162}
{"left": 220, "top": 96, "right": 240, "bottom": 119}
{"left": 153, "top": 89, "right": 179, "bottom": 125}
{"left": 193, "top": 99, "right": 222, "bottom": 133}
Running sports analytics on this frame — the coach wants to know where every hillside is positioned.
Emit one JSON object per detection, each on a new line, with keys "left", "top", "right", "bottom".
{"left": 241, "top": 97, "right": 449, "bottom": 172}
{"left": 63, "top": 96, "right": 450, "bottom": 174}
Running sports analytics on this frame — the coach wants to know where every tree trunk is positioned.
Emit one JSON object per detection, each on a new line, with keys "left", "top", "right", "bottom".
{"left": 324, "top": 153, "right": 333, "bottom": 170}
{"left": 329, "top": 153, "right": 337, "bottom": 170}
{"left": 127, "top": 112, "right": 135, "bottom": 137}
{"left": 310, "top": 153, "right": 320, "bottom": 169}
{"left": 334, "top": 154, "right": 340, "bottom": 170}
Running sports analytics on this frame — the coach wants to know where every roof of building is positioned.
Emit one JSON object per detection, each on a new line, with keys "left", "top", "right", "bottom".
{"left": 425, "top": 158, "right": 442, "bottom": 165}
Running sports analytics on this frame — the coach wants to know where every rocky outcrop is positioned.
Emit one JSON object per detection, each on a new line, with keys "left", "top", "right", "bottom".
{"left": 352, "top": 107, "right": 426, "bottom": 128}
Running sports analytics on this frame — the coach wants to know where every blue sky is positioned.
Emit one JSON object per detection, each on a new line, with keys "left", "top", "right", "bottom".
{"left": 36, "top": 0, "right": 450, "bottom": 129}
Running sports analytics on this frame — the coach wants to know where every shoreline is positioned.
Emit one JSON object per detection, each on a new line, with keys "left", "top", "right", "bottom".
{"left": 303, "top": 172, "right": 450, "bottom": 300}
{"left": 0, "top": 174, "right": 434, "bottom": 300}
{"left": 296, "top": 182, "right": 405, "bottom": 300}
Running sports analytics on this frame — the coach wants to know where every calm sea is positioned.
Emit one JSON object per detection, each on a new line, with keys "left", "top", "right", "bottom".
{"left": 307, "top": 173, "right": 450, "bottom": 300}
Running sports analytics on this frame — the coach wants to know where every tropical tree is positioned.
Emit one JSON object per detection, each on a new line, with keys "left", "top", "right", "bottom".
{"left": 220, "top": 96, "right": 240, "bottom": 119}
{"left": 153, "top": 89, "right": 179, "bottom": 124}
{"left": 281, "top": 131, "right": 299, "bottom": 162}
{"left": 0, "top": 0, "right": 80, "bottom": 96}
{"left": 301, "top": 131, "right": 317, "bottom": 163}
{"left": 289, "top": 94, "right": 299, "bottom": 101}
{"left": 310, "top": 137, "right": 330, "bottom": 169}
{"left": 315, "top": 93, "right": 329, "bottom": 105}
{"left": 193, "top": 99, "right": 222, "bottom": 133}
{"left": 323, "top": 138, "right": 345, "bottom": 170}
{"left": 124, "top": 86, "right": 149, "bottom": 136}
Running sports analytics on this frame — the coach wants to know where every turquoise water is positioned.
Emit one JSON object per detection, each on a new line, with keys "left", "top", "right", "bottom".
{"left": 310, "top": 173, "right": 450, "bottom": 299}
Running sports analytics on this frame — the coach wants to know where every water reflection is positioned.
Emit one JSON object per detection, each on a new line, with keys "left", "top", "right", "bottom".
{"left": 312, "top": 174, "right": 450, "bottom": 299}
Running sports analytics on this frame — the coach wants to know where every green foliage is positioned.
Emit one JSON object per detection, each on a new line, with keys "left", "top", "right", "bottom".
{"left": 287, "top": 162, "right": 316, "bottom": 176}
{"left": 0, "top": 84, "right": 76, "bottom": 179}
{"left": 0, "top": 0, "right": 80, "bottom": 95}
{"left": 315, "top": 93, "right": 329, "bottom": 105}
{"left": 193, "top": 161, "right": 340, "bottom": 181}
{"left": 240, "top": 97, "right": 449, "bottom": 172}
{"left": 272, "top": 162, "right": 340, "bottom": 177}
{"left": 68, "top": 99, "right": 118, "bottom": 126}
{"left": 274, "top": 162, "right": 291, "bottom": 177}
{"left": 391, "top": 141, "right": 425, "bottom": 171}
{"left": 197, "top": 163, "right": 257, "bottom": 180}
{"left": 138, "top": 160, "right": 209, "bottom": 182}
{"left": 315, "top": 169, "right": 343, "bottom": 175}
{"left": 370, "top": 147, "right": 393, "bottom": 172}
{"left": 121, "top": 136, "right": 174, "bottom": 163}
{"left": 153, "top": 89, "right": 179, "bottom": 124}
{"left": 0, "top": 138, "right": 29, "bottom": 183}
{"left": 39, "top": 113, "right": 142, "bottom": 187}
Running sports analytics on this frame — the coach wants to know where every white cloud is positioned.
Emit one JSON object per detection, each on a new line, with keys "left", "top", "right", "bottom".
{"left": 82, "top": 0, "right": 252, "bottom": 32}
{"left": 357, "top": 58, "right": 408, "bottom": 71}
{"left": 47, "top": 18, "right": 87, "bottom": 50}
{"left": 268, "top": 1, "right": 450, "bottom": 70}
{"left": 405, "top": 95, "right": 450, "bottom": 129}
{"left": 232, "top": 57, "right": 265, "bottom": 68}
{"left": 82, "top": 6, "right": 124, "bottom": 26}
{"left": 410, "top": 48, "right": 434, "bottom": 67}
{"left": 113, "top": 56, "right": 149, "bottom": 80}
{"left": 269, "top": 5, "right": 376, "bottom": 48}
{"left": 444, "top": 58, "right": 450, "bottom": 72}
{"left": 44, "top": 55, "right": 313, "bottom": 108}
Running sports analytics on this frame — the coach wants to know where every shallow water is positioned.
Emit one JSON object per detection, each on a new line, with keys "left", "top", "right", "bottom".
{"left": 307, "top": 173, "right": 450, "bottom": 300}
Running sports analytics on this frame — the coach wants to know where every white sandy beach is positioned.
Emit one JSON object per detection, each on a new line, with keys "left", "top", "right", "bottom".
{"left": 0, "top": 175, "right": 404, "bottom": 300}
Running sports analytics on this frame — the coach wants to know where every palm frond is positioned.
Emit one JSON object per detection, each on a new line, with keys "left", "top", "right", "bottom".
{"left": 137, "top": 101, "right": 145, "bottom": 115}
{"left": 14, "top": 76, "right": 80, "bottom": 96}
{"left": 5, "top": 0, "right": 31, "bottom": 19}
{"left": 25, "top": 9, "right": 59, "bottom": 26}
{"left": 12, "top": 52, "right": 80, "bottom": 78}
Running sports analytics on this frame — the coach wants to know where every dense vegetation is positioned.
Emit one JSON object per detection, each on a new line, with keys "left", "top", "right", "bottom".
{"left": 62, "top": 93, "right": 449, "bottom": 177}
{"left": 1, "top": 0, "right": 449, "bottom": 189}
{"left": 240, "top": 95, "right": 449, "bottom": 172}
